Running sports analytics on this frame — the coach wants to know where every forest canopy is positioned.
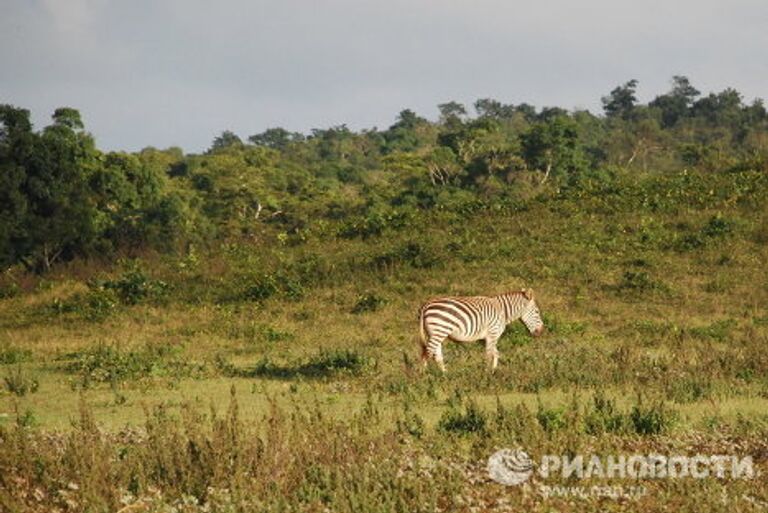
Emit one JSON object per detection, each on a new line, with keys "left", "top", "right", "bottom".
{"left": 1, "top": 77, "right": 767, "bottom": 272}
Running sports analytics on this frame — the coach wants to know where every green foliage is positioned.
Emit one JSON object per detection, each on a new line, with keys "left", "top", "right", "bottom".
{"left": 536, "top": 402, "right": 566, "bottom": 433}
{"left": 0, "top": 347, "right": 32, "bottom": 365}
{"left": 521, "top": 115, "right": 588, "bottom": 179}
{"left": 3, "top": 79, "right": 768, "bottom": 274}
{"left": 246, "top": 349, "right": 374, "bottom": 379}
{"left": 371, "top": 241, "right": 442, "bottom": 270}
{"left": 602, "top": 79, "right": 639, "bottom": 119}
{"left": 64, "top": 343, "right": 207, "bottom": 388}
{"left": 438, "top": 399, "right": 487, "bottom": 435}
{"left": 3, "top": 366, "right": 39, "bottom": 396}
{"left": 351, "top": 293, "right": 386, "bottom": 314}
{"left": 630, "top": 398, "right": 677, "bottom": 435}
{"left": 338, "top": 208, "right": 415, "bottom": 239}
{"left": 616, "top": 271, "right": 662, "bottom": 292}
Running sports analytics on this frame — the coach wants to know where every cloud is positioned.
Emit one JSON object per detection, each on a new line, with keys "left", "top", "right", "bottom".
{"left": 1, "top": 0, "right": 766, "bottom": 152}
{"left": 40, "top": 0, "right": 103, "bottom": 37}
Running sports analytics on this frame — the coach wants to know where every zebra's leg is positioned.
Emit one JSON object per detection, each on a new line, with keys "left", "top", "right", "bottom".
{"left": 427, "top": 337, "right": 447, "bottom": 373}
{"left": 419, "top": 339, "right": 429, "bottom": 370}
{"left": 485, "top": 337, "right": 500, "bottom": 372}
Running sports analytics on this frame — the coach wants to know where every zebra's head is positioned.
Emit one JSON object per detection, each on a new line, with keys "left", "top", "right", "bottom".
{"left": 520, "top": 289, "right": 544, "bottom": 337}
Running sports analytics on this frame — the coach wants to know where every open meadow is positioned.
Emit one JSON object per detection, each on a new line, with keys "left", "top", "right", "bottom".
{"left": 2, "top": 165, "right": 768, "bottom": 511}
{"left": 4, "top": 78, "right": 768, "bottom": 511}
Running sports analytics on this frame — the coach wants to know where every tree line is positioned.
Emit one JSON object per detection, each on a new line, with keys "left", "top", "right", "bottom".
{"left": 1, "top": 76, "right": 767, "bottom": 272}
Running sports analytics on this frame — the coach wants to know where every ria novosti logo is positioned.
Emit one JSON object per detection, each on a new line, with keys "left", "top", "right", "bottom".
{"left": 488, "top": 448, "right": 754, "bottom": 486}
{"left": 487, "top": 448, "right": 535, "bottom": 485}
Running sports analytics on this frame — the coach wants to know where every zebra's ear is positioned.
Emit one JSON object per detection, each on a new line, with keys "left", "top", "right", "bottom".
{"left": 523, "top": 288, "right": 534, "bottom": 300}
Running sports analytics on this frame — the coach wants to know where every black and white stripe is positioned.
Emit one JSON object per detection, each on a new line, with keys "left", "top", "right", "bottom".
{"left": 418, "top": 289, "right": 544, "bottom": 372}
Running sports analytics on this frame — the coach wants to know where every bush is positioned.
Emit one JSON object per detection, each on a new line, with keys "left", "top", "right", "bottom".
{"left": 240, "top": 271, "right": 306, "bottom": 301}
{"left": 3, "top": 366, "right": 39, "bottom": 396}
{"left": 666, "top": 377, "right": 713, "bottom": 403}
{"left": 98, "top": 264, "right": 169, "bottom": 305}
{"left": 0, "top": 347, "right": 32, "bottom": 365}
{"left": 352, "top": 293, "right": 386, "bottom": 314}
{"left": 246, "top": 349, "right": 374, "bottom": 379}
{"left": 536, "top": 403, "right": 566, "bottom": 433}
{"left": 689, "top": 319, "right": 736, "bottom": 342}
{"left": 372, "top": 241, "right": 442, "bottom": 270}
{"left": 674, "top": 215, "right": 736, "bottom": 251}
{"left": 616, "top": 271, "right": 664, "bottom": 293}
{"left": 338, "top": 208, "right": 415, "bottom": 239}
{"left": 438, "top": 400, "right": 487, "bottom": 435}
{"left": 584, "top": 392, "right": 627, "bottom": 435}
{"left": 630, "top": 398, "right": 676, "bottom": 435}
{"left": 64, "top": 343, "right": 207, "bottom": 388}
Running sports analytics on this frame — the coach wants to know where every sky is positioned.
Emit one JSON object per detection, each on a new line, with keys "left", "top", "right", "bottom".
{"left": 1, "top": 0, "right": 767, "bottom": 153}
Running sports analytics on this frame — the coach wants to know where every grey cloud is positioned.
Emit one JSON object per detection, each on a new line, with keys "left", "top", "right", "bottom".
{"left": 1, "top": 0, "right": 766, "bottom": 152}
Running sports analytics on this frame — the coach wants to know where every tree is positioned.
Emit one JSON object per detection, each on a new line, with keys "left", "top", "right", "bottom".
{"left": 383, "top": 109, "right": 433, "bottom": 153}
{"left": 12, "top": 108, "right": 104, "bottom": 270}
{"left": 691, "top": 88, "right": 744, "bottom": 126}
{"left": 602, "top": 80, "right": 639, "bottom": 120}
{"left": 649, "top": 76, "right": 700, "bottom": 127}
{"left": 52, "top": 107, "right": 85, "bottom": 130}
{"left": 209, "top": 130, "right": 243, "bottom": 153}
{"left": 0, "top": 105, "right": 34, "bottom": 269}
{"left": 249, "top": 127, "right": 304, "bottom": 149}
{"left": 474, "top": 99, "right": 516, "bottom": 120}
{"left": 521, "top": 116, "right": 586, "bottom": 183}
{"left": 437, "top": 101, "right": 467, "bottom": 129}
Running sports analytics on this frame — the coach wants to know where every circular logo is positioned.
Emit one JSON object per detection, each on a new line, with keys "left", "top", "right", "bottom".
{"left": 488, "top": 448, "right": 534, "bottom": 486}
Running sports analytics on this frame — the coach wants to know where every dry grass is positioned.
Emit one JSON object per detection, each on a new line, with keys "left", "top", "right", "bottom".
{"left": 1, "top": 169, "right": 767, "bottom": 511}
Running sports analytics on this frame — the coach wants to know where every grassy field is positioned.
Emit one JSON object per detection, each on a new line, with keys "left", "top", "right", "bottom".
{"left": 2, "top": 169, "right": 768, "bottom": 511}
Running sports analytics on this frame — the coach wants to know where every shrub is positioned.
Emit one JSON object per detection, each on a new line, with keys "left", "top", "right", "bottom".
{"left": 584, "top": 392, "right": 627, "bottom": 435}
{"left": 689, "top": 319, "right": 736, "bottom": 342}
{"left": 438, "top": 400, "right": 487, "bottom": 435}
{"left": 396, "top": 401, "right": 426, "bottom": 438}
{"left": 630, "top": 398, "right": 676, "bottom": 435}
{"left": 666, "top": 377, "right": 713, "bottom": 403}
{"left": 64, "top": 343, "right": 207, "bottom": 387}
{"left": 0, "top": 281, "right": 20, "bottom": 299}
{"left": 0, "top": 347, "right": 32, "bottom": 365}
{"left": 246, "top": 349, "right": 374, "bottom": 379}
{"left": 352, "top": 293, "right": 386, "bottom": 314}
{"left": 3, "top": 366, "right": 39, "bottom": 396}
{"left": 98, "top": 264, "right": 169, "bottom": 305}
{"left": 674, "top": 215, "right": 736, "bottom": 252}
{"left": 616, "top": 271, "right": 665, "bottom": 293}
{"left": 372, "top": 241, "right": 442, "bottom": 270}
{"left": 338, "top": 208, "right": 414, "bottom": 239}
{"left": 536, "top": 402, "right": 566, "bottom": 433}
{"left": 240, "top": 271, "right": 305, "bottom": 301}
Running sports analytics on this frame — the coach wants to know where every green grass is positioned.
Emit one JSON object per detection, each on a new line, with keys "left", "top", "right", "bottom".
{"left": 1, "top": 169, "right": 767, "bottom": 511}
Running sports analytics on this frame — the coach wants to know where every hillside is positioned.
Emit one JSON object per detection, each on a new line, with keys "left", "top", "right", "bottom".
{"left": 2, "top": 84, "right": 768, "bottom": 511}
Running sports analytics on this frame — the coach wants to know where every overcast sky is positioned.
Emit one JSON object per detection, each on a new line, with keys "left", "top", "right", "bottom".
{"left": 2, "top": 0, "right": 767, "bottom": 153}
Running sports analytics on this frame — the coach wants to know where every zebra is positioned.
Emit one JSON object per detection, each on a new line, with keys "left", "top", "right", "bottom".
{"left": 418, "top": 289, "right": 544, "bottom": 372}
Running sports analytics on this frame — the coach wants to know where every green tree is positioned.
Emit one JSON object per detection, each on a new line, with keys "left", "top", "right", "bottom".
{"left": 0, "top": 105, "right": 34, "bottom": 269}
{"left": 16, "top": 108, "right": 103, "bottom": 270}
{"left": 209, "top": 130, "right": 243, "bottom": 153}
{"left": 383, "top": 109, "right": 434, "bottom": 153}
{"left": 521, "top": 116, "right": 586, "bottom": 182}
{"left": 437, "top": 101, "right": 467, "bottom": 129}
{"left": 602, "top": 80, "right": 639, "bottom": 120}
{"left": 249, "top": 127, "right": 304, "bottom": 149}
{"left": 474, "top": 99, "right": 516, "bottom": 120}
{"left": 649, "top": 76, "right": 700, "bottom": 127}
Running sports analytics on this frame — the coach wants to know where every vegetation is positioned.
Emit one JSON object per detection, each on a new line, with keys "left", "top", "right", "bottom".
{"left": 1, "top": 78, "right": 768, "bottom": 511}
